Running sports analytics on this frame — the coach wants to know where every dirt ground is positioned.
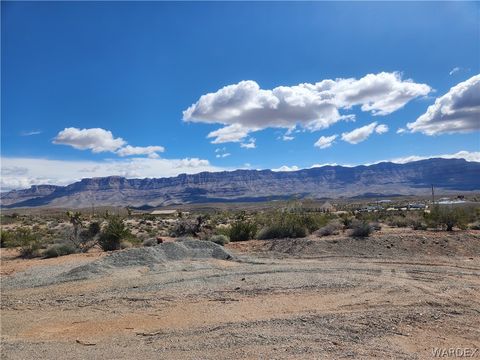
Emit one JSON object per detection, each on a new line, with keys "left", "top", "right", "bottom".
{"left": 1, "top": 228, "right": 479, "bottom": 359}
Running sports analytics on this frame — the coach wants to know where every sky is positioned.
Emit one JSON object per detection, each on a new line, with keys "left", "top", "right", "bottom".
{"left": 1, "top": 1, "right": 479, "bottom": 190}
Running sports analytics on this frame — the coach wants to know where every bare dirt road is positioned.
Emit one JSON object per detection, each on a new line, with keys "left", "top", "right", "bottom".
{"left": 1, "top": 229, "right": 479, "bottom": 359}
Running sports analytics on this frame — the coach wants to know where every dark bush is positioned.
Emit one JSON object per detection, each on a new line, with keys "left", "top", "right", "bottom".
{"left": 349, "top": 221, "right": 372, "bottom": 238}
{"left": 256, "top": 223, "right": 307, "bottom": 240}
{"left": 99, "top": 216, "right": 132, "bottom": 251}
{"left": 43, "top": 243, "right": 77, "bottom": 258}
{"left": 229, "top": 220, "right": 257, "bottom": 242}
{"left": 315, "top": 222, "right": 341, "bottom": 237}
{"left": 0, "top": 229, "right": 15, "bottom": 248}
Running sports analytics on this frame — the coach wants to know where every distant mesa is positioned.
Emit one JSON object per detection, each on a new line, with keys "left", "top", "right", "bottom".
{"left": 1, "top": 158, "right": 479, "bottom": 209}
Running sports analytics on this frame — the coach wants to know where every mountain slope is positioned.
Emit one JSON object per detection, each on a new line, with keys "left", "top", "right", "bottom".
{"left": 1, "top": 158, "right": 479, "bottom": 208}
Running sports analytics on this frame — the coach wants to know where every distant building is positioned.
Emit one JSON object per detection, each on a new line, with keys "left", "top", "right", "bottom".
{"left": 150, "top": 209, "right": 178, "bottom": 217}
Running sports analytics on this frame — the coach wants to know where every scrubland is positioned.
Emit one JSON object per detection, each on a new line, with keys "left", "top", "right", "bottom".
{"left": 1, "top": 201, "right": 479, "bottom": 359}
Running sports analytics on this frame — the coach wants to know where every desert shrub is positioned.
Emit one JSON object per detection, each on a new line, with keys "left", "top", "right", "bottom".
{"left": 256, "top": 217, "right": 307, "bottom": 239}
{"left": 386, "top": 215, "right": 409, "bottom": 228}
{"left": 426, "top": 206, "right": 468, "bottom": 231}
{"left": 255, "top": 211, "right": 329, "bottom": 240}
{"left": 0, "top": 229, "right": 15, "bottom": 248}
{"left": 410, "top": 220, "right": 428, "bottom": 231}
{"left": 315, "top": 221, "right": 342, "bottom": 237}
{"left": 142, "top": 238, "right": 157, "bottom": 247}
{"left": 43, "top": 243, "right": 77, "bottom": 258}
{"left": 349, "top": 221, "right": 372, "bottom": 238}
{"left": 99, "top": 216, "right": 132, "bottom": 251}
{"left": 208, "top": 234, "right": 230, "bottom": 246}
{"left": 170, "top": 216, "right": 208, "bottom": 238}
{"left": 339, "top": 214, "right": 355, "bottom": 229}
{"left": 7, "top": 227, "right": 42, "bottom": 258}
{"left": 229, "top": 220, "right": 257, "bottom": 242}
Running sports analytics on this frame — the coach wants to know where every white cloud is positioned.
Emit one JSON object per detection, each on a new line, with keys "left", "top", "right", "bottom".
{"left": 184, "top": 72, "right": 431, "bottom": 143}
{"left": 407, "top": 74, "right": 480, "bottom": 135}
{"left": 1, "top": 157, "right": 222, "bottom": 191}
{"left": 53, "top": 127, "right": 167, "bottom": 159}
{"left": 20, "top": 130, "right": 42, "bottom": 136}
{"left": 282, "top": 135, "right": 295, "bottom": 141}
{"left": 116, "top": 145, "right": 165, "bottom": 158}
{"left": 341, "top": 122, "right": 387, "bottom": 144}
{"left": 375, "top": 124, "right": 389, "bottom": 134}
{"left": 314, "top": 134, "right": 337, "bottom": 149}
{"left": 387, "top": 151, "right": 480, "bottom": 164}
{"left": 240, "top": 138, "right": 256, "bottom": 149}
{"left": 53, "top": 127, "right": 126, "bottom": 153}
{"left": 449, "top": 67, "right": 461, "bottom": 76}
{"left": 272, "top": 165, "right": 299, "bottom": 172}
{"left": 216, "top": 153, "right": 231, "bottom": 158}
{"left": 396, "top": 128, "right": 406, "bottom": 134}
{"left": 207, "top": 124, "right": 253, "bottom": 144}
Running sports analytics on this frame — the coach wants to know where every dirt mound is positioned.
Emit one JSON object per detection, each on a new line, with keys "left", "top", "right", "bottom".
{"left": 61, "top": 239, "right": 233, "bottom": 281}
{"left": 3, "top": 240, "right": 234, "bottom": 288}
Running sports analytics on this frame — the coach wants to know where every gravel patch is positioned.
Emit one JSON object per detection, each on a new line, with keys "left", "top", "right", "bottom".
{"left": 2, "top": 240, "right": 234, "bottom": 289}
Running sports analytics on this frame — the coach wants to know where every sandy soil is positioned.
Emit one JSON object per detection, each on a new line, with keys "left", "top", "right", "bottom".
{"left": 1, "top": 229, "right": 479, "bottom": 359}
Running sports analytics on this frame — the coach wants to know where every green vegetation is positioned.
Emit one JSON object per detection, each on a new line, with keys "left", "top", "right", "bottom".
{"left": 99, "top": 216, "right": 133, "bottom": 251}
{"left": 426, "top": 206, "right": 469, "bottom": 231}
{"left": 3, "top": 227, "right": 42, "bottom": 258}
{"left": 349, "top": 220, "right": 373, "bottom": 238}
{"left": 229, "top": 219, "right": 257, "bottom": 242}
{"left": 43, "top": 243, "right": 77, "bottom": 258}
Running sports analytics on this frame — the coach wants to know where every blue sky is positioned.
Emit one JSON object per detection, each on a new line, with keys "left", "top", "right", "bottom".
{"left": 1, "top": 2, "right": 479, "bottom": 189}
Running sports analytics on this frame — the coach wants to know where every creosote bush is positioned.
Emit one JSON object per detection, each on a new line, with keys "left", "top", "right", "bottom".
{"left": 349, "top": 221, "right": 372, "bottom": 238}
{"left": 43, "top": 243, "right": 77, "bottom": 258}
{"left": 229, "top": 220, "right": 257, "bottom": 242}
{"left": 315, "top": 221, "right": 342, "bottom": 237}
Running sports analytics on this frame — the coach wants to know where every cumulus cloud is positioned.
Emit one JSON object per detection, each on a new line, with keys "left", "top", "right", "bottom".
{"left": 341, "top": 122, "right": 388, "bottom": 144}
{"left": 396, "top": 128, "right": 406, "bottom": 134}
{"left": 116, "top": 145, "right": 165, "bottom": 158}
{"left": 407, "top": 74, "right": 480, "bottom": 135}
{"left": 53, "top": 127, "right": 126, "bottom": 153}
{"left": 314, "top": 134, "right": 337, "bottom": 149}
{"left": 207, "top": 124, "right": 253, "bottom": 144}
{"left": 184, "top": 72, "right": 431, "bottom": 143}
{"left": 53, "top": 127, "right": 167, "bottom": 159}
{"left": 375, "top": 124, "right": 389, "bottom": 134}
{"left": 1, "top": 157, "right": 222, "bottom": 191}
{"left": 240, "top": 138, "right": 256, "bottom": 149}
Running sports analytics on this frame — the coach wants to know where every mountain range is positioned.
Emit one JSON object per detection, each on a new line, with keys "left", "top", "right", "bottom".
{"left": 1, "top": 158, "right": 479, "bottom": 208}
